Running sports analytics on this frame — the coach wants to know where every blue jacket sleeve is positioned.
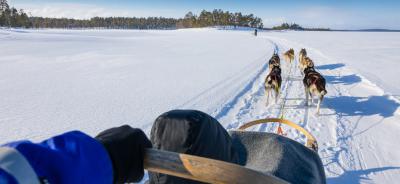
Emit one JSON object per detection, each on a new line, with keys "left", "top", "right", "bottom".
{"left": 0, "top": 168, "right": 18, "bottom": 184}
{"left": 3, "top": 131, "right": 113, "bottom": 184}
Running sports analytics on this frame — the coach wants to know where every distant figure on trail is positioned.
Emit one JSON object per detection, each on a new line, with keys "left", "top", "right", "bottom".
{"left": 254, "top": 29, "right": 258, "bottom": 36}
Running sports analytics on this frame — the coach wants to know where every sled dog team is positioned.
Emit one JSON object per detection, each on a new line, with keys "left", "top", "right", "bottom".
{"left": 264, "top": 48, "right": 327, "bottom": 115}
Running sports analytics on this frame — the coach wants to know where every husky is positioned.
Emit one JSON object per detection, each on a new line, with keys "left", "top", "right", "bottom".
{"left": 300, "top": 57, "right": 314, "bottom": 75}
{"left": 268, "top": 53, "right": 280, "bottom": 72}
{"left": 303, "top": 66, "right": 327, "bottom": 115}
{"left": 299, "top": 48, "right": 307, "bottom": 62}
{"left": 299, "top": 48, "right": 307, "bottom": 73}
{"left": 265, "top": 65, "right": 282, "bottom": 105}
{"left": 283, "top": 48, "right": 295, "bottom": 64}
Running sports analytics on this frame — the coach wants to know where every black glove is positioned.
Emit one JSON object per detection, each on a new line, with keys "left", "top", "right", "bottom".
{"left": 96, "top": 125, "right": 152, "bottom": 183}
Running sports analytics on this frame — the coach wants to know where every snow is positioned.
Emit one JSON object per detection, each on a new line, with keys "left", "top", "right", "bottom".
{"left": 0, "top": 28, "right": 270, "bottom": 142}
{"left": 1, "top": 28, "right": 400, "bottom": 183}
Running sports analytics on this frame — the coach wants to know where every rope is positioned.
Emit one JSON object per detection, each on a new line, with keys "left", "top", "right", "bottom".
{"left": 276, "top": 56, "right": 295, "bottom": 135}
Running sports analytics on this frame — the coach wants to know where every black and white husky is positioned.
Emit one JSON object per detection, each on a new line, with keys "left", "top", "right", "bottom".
{"left": 303, "top": 66, "right": 327, "bottom": 114}
{"left": 265, "top": 65, "right": 282, "bottom": 105}
{"left": 268, "top": 53, "right": 280, "bottom": 72}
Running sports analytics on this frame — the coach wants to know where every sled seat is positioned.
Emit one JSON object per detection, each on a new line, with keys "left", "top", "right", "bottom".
{"left": 228, "top": 130, "right": 326, "bottom": 184}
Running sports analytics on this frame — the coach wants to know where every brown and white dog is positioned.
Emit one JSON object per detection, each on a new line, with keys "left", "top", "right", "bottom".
{"left": 303, "top": 66, "right": 327, "bottom": 114}
{"left": 299, "top": 48, "right": 307, "bottom": 61}
{"left": 299, "top": 48, "right": 307, "bottom": 73}
{"left": 300, "top": 57, "right": 314, "bottom": 75}
{"left": 265, "top": 65, "right": 282, "bottom": 105}
{"left": 283, "top": 48, "right": 295, "bottom": 64}
{"left": 268, "top": 53, "right": 280, "bottom": 72}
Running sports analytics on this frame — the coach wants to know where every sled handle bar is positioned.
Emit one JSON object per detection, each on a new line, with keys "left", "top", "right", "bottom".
{"left": 238, "top": 118, "right": 318, "bottom": 151}
{"left": 144, "top": 148, "right": 288, "bottom": 184}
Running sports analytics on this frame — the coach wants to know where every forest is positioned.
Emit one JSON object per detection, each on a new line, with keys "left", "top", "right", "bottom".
{"left": 0, "top": 0, "right": 263, "bottom": 29}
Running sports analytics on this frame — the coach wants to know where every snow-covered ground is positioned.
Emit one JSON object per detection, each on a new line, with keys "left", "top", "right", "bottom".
{"left": 1, "top": 28, "right": 399, "bottom": 183}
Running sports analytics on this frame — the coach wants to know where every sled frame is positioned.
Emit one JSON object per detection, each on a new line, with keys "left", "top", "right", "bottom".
{"left": 238, "top": 118, "right": 318, "bottom": 151}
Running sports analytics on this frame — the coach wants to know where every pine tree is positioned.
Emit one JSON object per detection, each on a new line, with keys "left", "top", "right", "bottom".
{"left": 0, "top": 0, "right": 9, "bottom": 11}
{"left": 0, "top": 0, "right": 10, "bottom": 26}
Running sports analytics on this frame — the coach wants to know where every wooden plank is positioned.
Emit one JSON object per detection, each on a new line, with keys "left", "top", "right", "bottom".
{"left": 144, "top": 148, "right": 288, "bottom": 184}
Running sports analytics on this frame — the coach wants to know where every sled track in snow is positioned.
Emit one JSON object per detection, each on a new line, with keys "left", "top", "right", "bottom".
{"left": 214, "top": 59, "right": 270, "bottom": 120}
{"left": 177, "top": 53, "right": 269, "bottom": 109}
{"left": 214, "top": 40, "right": 280, "bottom": 121}
{"left": 311, "top": 50, "right": 361, "bottom": 177}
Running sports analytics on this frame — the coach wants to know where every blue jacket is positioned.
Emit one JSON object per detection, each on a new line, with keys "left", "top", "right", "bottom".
{"left": 0, "top": 131, "right": 113, "bottom": 184}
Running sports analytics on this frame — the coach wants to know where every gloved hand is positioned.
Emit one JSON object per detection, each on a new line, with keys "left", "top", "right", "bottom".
{"left": 96, "top": 125, "right": 152, "bottom": 183}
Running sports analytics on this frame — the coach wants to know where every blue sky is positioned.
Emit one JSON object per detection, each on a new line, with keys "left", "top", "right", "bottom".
{"left": 10, "top": 0, "right": 400, "bottom": 29}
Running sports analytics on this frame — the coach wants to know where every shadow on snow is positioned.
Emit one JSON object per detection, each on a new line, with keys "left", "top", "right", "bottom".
{"left": 327, "top": 167, "right": 400, "bottom": 184}
{"left": 316, "top": 63, "right": 345, "bottom": 70}
{"left": 325, "top": 74, "right": 362, "bottom": 86}
{"left": 324, "top": 95, "right": 399, "bottom": 118}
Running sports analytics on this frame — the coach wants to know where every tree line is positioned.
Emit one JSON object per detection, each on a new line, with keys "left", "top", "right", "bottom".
{"left": 272, "top": 23, "right": 303, "bottom": 30}
{"left": 29, "top": 17, "right": 179, "bottom": 29}
{"left": 0, "top": 0, "right": 30, "bottom": 27}
{"left": 1, "top": 0, "right": 263, "bottom": 29}
{"left": 177, "top": 9, "right": 263, "bottom": 28}
{"left": 272, "top": 23, "right": 330, "bottom": 31}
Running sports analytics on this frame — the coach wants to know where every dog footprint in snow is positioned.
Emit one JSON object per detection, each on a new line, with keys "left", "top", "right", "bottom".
{"left": 312, "top": 127, "right": 320, "bottom": 132}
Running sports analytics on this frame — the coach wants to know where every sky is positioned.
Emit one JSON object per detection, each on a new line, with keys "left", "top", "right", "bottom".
{"left": 9, "top": 0, "right": 400, "bottom": 29}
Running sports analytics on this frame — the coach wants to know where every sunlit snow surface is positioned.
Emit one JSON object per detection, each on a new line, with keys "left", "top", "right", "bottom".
{"left": 1, "top": 28, "right": 400, "bottom": 183}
